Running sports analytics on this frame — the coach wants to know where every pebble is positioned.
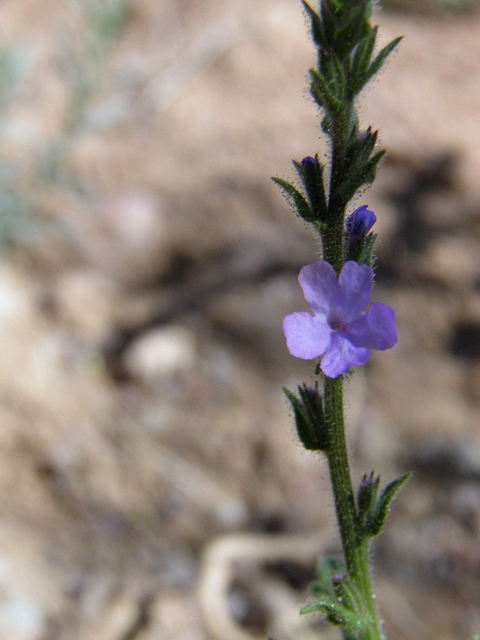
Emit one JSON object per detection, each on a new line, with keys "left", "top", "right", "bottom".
{"left": 124, "top": 325, "right": 197, "bottom": 383}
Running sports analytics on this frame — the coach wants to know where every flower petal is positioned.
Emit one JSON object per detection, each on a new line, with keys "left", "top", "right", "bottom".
{"left": 335, "top": 261, "right": 373, "bottom": 323}
{"left": 366, "top": 303, "right": 397, "bottom": 349}
{"left": 320, "top": 332, "right": 370, "bottom": 378}
{"left": 283, "top": 312, "right": 332, "bottom": 360}
{"left": 345, "top": 303, "right": 396, "bottom": 350}
{"left": 298, "top": 261, "right": 337, "bottom": 316}
{"left": 345, "top": 205, "right": 377, "bottom": 238}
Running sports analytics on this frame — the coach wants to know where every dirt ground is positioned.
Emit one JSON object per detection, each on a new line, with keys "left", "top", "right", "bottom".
{"left": 0, "top": 1, "right": 479, "bottom": 639}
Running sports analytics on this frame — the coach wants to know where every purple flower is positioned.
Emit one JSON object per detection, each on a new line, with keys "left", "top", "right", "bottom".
{"left": 345, "top": 205, "right": 376, "bottom": 239}
{"left": 283, "top": 260, "right": 397, "bottom": 378}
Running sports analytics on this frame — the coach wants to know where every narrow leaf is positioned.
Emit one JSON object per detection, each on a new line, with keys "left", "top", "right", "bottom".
{"left": 312, "top": 556, "right": 344, "bottom": 598}
{"left": 310, "top": 68, "right": 347, "bottom": 116}
{"left": 301, "top": 1, "right": 327, "bottom": 49}
{"left": 351, "top": 27, "right": 377, "bottom": 95}
{"left": 271, "top": 177, "right": 314, "bottom": 222}
{"left": 366, "top": 36, "right": 403, "bottom": 82}
{"left": 337, "top": 149, "right": 385, "bottom": 204}
{"left": 335, "top": 577, "right": 365, "bottom": 618}
{"left": 368, "top": 472, "right": 410, "bottom": 537}
{"left": 301, "top": 599, "right": 363, "bottom": 630}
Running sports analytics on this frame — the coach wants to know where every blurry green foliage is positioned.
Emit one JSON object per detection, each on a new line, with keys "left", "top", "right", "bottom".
{"left": 0, "top": 46, "right": 31, "bottom": 113}
{"left": 81, "top": 0, "right": 131, "bottom": 56}
{"left": 0, "top": 0, "right": 132, "bottom": 248}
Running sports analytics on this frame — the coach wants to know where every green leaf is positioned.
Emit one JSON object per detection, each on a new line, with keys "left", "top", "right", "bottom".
{"left": 283, "top": 385, "right": 327, "bottom": 451}
{"left": 334, "top": 7, "right": 369, "bottom": 57}
{"left": 366, "top": 36, "right": 403, "bottom": 83}
{"left": 301, "top": 596, "right": 366, "bottom": 631}
{"left": 367, "top": 472, "right": 410, "bottom": 537}
{"left": 350, "top": 27, "right": 377, "bottom": 95}
{"left": 334, "top": 576, "right": 365, "bottom": 619}
{"left": 271, "top": 177, "right": 313, "bottom": 222}
{"left": 312, "top": 556, "right": 345, "bottom": 598}
{"left": 332, "top": 57, "right": 347, "bottom": 100}
{"left": 301, "top": 1, "right": 327, "bottom": 49}
{"left": 336, "top": 148, "right": 385, "bottom": 205}
{"left": 344, "top": 128, "right": 379, "bottom": 176}
{"left": 310, "top": 68, "right": 348, "bottom": 116}
{"left": 321, "top": 114, "right": 334, "bottom": 136}
{"left": 301, "top": 599, "right": 355, "bottom": 627}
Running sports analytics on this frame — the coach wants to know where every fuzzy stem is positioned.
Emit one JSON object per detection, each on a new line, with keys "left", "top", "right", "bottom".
{"left": 324, "top": 375, "right": 383, "bottom": 640}
{"left": 322, "top": 108, "right": 352, "bottom": 273}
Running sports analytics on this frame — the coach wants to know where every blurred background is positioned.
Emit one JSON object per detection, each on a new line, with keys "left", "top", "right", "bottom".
{"left": 0, "top": 0, "right": 479, "bottom": 639}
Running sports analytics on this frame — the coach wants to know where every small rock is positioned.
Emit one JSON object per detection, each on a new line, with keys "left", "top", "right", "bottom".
{"left": 0, "top": 597, "right": 45, "bottom": 640}
{"left": 124, "top": 325, "right": 196, "bottom": 383}
{"left": 54, "top": 269, "right": 122, "bottom": 341}
{"left": 84, "top": 191, "right": 172, "bottom": 285}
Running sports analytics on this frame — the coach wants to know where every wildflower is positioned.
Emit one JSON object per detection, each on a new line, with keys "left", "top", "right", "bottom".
{"left": 345, "top": 205, "right": 376, "bottom": 240}
{"left": 283, "top": 260, "right": 397, "bottom": 378}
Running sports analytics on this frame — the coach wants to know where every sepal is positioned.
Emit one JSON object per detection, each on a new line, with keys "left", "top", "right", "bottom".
{"left": 356, "top": 471, "right": 380, "bottom": 530}
{"left": 283, "top": 384, "right": 327, "bottom": 451}
{"left": 356, "top": 472, "right": 410, "bottom": 539}
{"left": 346, "top": 232, "right": 377, "bottom": 266}
{"left": 293, "top": 155, "right": 328, "bottom": 223}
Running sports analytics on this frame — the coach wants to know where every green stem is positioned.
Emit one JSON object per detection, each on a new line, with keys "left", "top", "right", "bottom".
{"left": 323, "top": 107, "right": 353, "bottom": 273}
{"left": 323, "top": 376, "right": 383, "bottom": 640}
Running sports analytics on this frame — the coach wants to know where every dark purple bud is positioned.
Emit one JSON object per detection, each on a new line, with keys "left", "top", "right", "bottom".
{"left": 301, "top": 156, "right": 317, "bottom": 171}
{"left": 345, "top": 205, "right": 376, "bottom": 239}
{"left": 359, "top": 471, "right": 377, "bottom": 493}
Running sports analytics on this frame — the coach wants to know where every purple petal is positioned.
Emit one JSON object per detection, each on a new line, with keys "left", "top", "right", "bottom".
{"left": 283, "top": 312, "right": 332, "bottom": 360}
{"left": 346, "top": 303, "right": 397, "bottom": 350}
{"left": 345, "top": 205, "right": 377, "bottom": 238}
{"left": 320, "top": 332, "right": 371, "bottom": 378}
{"left": 298, "top": 261, "right": 337, "bottom": 316}
{"left": 365, "top": 303, "right": 397, "bottom": 350}
{"left": 335, "top": 261, "right": 373, "bottom": 323}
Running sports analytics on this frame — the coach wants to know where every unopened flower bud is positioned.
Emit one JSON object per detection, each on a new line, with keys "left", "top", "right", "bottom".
{"left": 345, "top": 205, "right": 376, "bottom": 239}
{"left": 301, "top": 156, "right": 317, "bottom": 171}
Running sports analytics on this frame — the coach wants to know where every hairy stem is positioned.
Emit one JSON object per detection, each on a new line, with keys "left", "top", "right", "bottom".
{"left": 323, "top": 379, "right": 382, "bottom": 640}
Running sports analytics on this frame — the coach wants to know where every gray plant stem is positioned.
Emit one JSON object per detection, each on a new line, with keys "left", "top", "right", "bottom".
{"left": 322, "top": 102, "right": 383, "bottom": 640}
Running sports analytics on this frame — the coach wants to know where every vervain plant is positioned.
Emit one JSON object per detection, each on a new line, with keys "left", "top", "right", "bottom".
{"left": 273, "top": 2, "right": 442, "bottom": 639}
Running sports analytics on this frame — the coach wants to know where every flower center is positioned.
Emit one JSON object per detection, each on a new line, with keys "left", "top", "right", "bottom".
{"left": 330, "top": 318, "right": 345, "bottom": 332}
